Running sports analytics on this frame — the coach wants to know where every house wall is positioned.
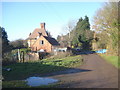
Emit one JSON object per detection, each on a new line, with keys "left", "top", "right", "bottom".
{"left": 27, "top": 39, "right": 36, "bottom": 47}
{"left": 32, "top": 36, "right": 52, "bottom": 52}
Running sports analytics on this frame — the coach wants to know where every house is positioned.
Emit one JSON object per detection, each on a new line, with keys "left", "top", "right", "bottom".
{"left": 27, "top": 23, "right": 60, "bottom": 53}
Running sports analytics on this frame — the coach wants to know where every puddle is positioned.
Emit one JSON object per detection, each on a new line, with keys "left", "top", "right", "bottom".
{"left": 25, "top": 77, "right": 58, "bottom": 87}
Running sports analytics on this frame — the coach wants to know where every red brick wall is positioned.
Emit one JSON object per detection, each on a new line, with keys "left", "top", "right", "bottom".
{"left": 32, "top": 36, "right": 52, "bottom": 52}
{"left": 28, "top": 39, "right": 36, "bottom": 47}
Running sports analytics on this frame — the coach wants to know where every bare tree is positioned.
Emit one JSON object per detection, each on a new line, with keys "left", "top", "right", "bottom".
{"left": 92, "top": 2, "right": 118, "bottom": 55}
{"left": 65, "top": 20, "right": 76, "bottom": 47}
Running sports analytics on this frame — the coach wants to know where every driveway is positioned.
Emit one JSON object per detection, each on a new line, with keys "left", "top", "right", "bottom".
{"left": 46, "top": 54, "right": 118, "bottom": 88}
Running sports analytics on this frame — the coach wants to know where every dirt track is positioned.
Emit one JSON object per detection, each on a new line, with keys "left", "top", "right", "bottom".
{"left": 47, "top": 54, "right": 118, "bottom": 88}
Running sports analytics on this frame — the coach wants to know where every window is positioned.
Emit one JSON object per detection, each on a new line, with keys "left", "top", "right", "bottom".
{"left": 40, "top": 40, "right": 44, "bottom": 45}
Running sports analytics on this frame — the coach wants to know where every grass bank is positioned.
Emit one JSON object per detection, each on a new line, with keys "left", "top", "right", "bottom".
{"left": 3, "top": 55, "right": 83, "bottom": 88}
{"left": 99, "top": 54, "right": 119, "bottom": 69}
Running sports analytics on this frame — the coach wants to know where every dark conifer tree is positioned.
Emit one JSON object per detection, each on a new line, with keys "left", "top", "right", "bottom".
{"left": 72, "top": 16, "right": 93, "bottom": 50}
{"left": 0, "top": 27, "right": 11, "bottom": 55}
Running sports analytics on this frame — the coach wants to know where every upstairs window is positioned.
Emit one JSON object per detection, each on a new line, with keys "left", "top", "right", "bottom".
{"left": 40, "top": 40, "right": 44, "bottom": 45}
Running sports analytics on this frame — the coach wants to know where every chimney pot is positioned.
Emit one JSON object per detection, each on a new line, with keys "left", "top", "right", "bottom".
{"left": 29, "top": 33, "right": 31, "bottom": 36}
{"left": 40, "top": 23, "right": 45, "bottom": 29}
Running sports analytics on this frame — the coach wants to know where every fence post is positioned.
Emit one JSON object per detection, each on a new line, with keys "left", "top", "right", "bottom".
{"left": 18, "top": 49, "right": 21, "bottom": 62}
{"left": 21, "top": 51, "right": 24, "bottom": 63}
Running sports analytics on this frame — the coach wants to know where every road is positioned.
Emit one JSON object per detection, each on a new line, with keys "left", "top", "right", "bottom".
{"left": 47, "top": 54, "right": 118, "bottom": 88}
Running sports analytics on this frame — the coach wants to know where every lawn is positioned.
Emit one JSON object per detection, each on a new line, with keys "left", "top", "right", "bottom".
{"left": 99, "top": 54, "right": 119, "bottom": 69}
{"left": 2, "top": 55, "right": 83, "bottom": 88}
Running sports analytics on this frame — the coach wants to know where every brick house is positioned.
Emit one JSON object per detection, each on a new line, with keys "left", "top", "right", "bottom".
{"left": 27, "top": 23, "right": 60, "bottom": 53}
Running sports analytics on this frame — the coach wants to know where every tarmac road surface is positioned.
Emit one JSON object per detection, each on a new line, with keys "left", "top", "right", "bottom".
{"left": 47, "top": 54, "right": 118, "bottom": 88}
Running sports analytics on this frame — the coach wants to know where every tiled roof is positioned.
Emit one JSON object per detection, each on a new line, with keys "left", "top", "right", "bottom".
{"left": 43, "top": 36, "right": 60, "bottom": 46}
{"left": 28, "top": 28, "right": 47, "bottom": 39}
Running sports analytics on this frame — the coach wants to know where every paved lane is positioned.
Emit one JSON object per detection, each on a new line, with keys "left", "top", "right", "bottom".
{"left": 48, "top": 54, "right": 118, "bottom": 88}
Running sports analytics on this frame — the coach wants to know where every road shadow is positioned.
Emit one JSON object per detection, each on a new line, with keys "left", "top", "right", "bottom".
{"left": 74, "top": 50, "right": 96, "bottom": 55}
{"left": 37, "top": 68, "right": 92, "bottom": 77}
{"left": 74, "top": 49, "right": 107, "bottom": 55}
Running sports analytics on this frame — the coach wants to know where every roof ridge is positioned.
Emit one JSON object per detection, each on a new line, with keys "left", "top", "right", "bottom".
{"left": 43, "top": 36, "right": 60, "bottom": 46}
{"left": 28, "top": 28, "right": 47, "bottom": 39}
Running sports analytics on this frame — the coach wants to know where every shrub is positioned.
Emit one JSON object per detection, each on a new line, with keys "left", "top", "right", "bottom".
{"left": 49, "top": 51, "right": 73, "bottom": 59}
{"left": 2, "top": 52, "right": 18, "bottom": 65}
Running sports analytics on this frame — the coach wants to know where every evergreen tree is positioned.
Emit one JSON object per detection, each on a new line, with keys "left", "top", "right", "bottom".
{"left": 72, "top": 16, "right": 93, "bottom": 50}
{"left": 0, "top": 27, "right": 11, "bottom": 55}
{"left": 82, "top": 15, "right": 90, "bottom": 30}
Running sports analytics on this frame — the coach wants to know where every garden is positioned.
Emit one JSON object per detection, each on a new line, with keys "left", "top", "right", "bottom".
{"left": 2, "top": 55, "right": 83, "bottom": 88}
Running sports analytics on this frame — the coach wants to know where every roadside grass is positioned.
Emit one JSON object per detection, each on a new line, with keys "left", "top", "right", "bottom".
{"left": 2, "top": 80, "right": 60, "bottom": 88}
{"left": 99, "top": 54, "right": 119, "bottom": 68}
{"left": 3, "top": 55, "right": 83, "bottom": 88}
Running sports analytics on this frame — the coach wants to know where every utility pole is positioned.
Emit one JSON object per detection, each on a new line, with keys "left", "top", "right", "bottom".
{"left": 68, "top": 26, "right": 71, "bottom": 47}
{"left": 68, "top": 24, "right": 72, "bottom": 47}
{"left": 92, "top": 31, "right": 96, "bottom": 50}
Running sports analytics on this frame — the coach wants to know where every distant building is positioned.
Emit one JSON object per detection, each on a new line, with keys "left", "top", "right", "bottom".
{"left": 27, "top": 23, "right": 60, "bottom": 53}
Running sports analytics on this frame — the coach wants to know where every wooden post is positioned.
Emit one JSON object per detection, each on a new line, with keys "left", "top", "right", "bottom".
{"left": 18, "top": 49, "right": 21, "bottom": 62}
{"left": 21, "top": 51, "right": 24, "bottom": 63}
{"left": 23, "top": 52, "right": 24, "bottom": 63}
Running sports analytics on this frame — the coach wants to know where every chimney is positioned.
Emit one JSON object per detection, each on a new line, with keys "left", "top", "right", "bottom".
{"left": 29, "top": 33, "right": 31, "bottom": 36}
{"left": 40, "top": 23, "right": 45, "bottom": 29}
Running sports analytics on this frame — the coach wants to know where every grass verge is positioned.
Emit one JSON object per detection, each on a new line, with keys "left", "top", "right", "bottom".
{"left": 3, "top": 55, "right": 83, "bottom": 88}
{"left": 2, "top": 80, "right": 60, "bottom": 88}
{"left": 99, "top": 54, "right": 119, "bottom": 69}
